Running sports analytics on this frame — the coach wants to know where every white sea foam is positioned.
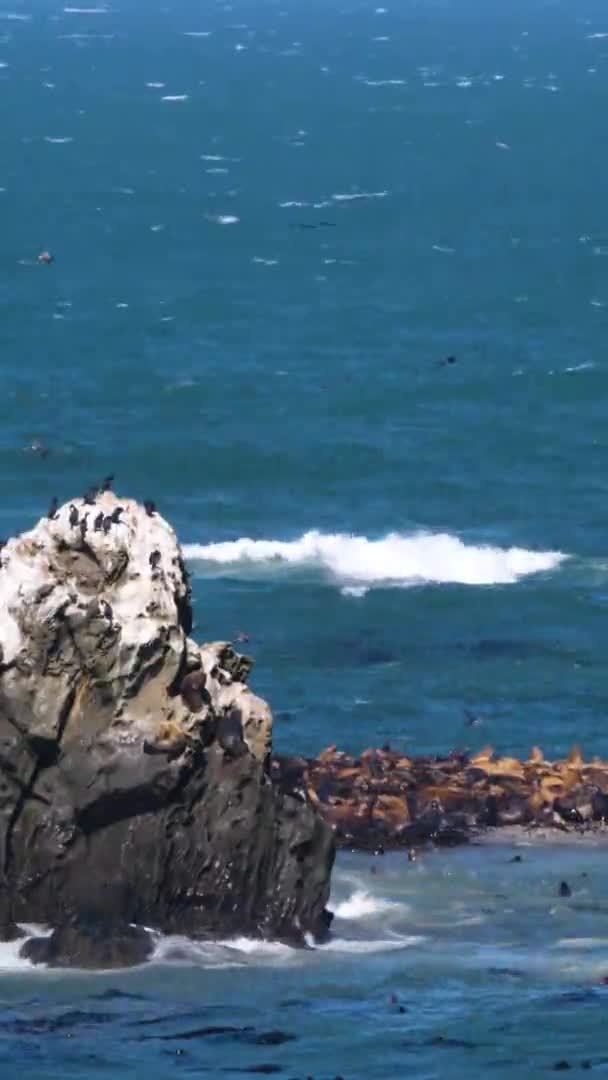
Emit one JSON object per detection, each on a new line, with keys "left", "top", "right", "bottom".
{"left": 146, "top": 81, "right": 165, "bottom": 88}
{"left": 586, "top": 32, "right": 608, "bottom": 38}
{"left": 279, "top": 199, "right": 310, "bottom": 207}
{"left": 331, "top": 190, "right": 388, "bottom": 201}
{"left": 0, "top": 924, "right": 51, "bottom": 972}
{"left": 182, "top": 30, "right": 212, "bottom": 36}
{"left": 320, "top": 936, "right": 425, "bottom": 954}
{"left": 0, "top": 11, "right": 32, "bottom": 19}
{"left": 183, "top": 530, "right": 566, "bottom": 588}
{"left": 63, "top": 6, "right": 108, "bottom": 12}
{"left": 161, "top": 94, "right": 189, "bottom": 101}
{"left": 44, "top": 135, "right": 73, "bottom": 143}
{"left": 332, "top": 890, "right": 406, "bottom": 920}
{"left": 152, "top": 933, "right": 295, "bottom": 968}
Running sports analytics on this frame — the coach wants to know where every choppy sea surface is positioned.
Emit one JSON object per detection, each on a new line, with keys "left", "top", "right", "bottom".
{"left": 2, "top": 0, "right": 608, "bottom": 1074}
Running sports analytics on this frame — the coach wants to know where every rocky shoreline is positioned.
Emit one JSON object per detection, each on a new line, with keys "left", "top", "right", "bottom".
{"left": 1, "top": 490, "right": 606, "bottom": 968}
{"left": 273, "top": 744, "right": 608, "bottom": 851}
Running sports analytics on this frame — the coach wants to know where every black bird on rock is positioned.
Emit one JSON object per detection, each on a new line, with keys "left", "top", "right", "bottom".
{"left": 100, "top": 474, "right": 114, "bottom": 493}
{"left": 47, "top": 497, "right": 59, "bottom": 520}
{"left": 149, "top": 549, "right": 161, "bottom": 570}
{"left": 83, "top": 487, "right": 97, "bottom": 506}
{"left": 79, "top": 516, "right": 88, "bottom": 539}
{"left": 110, "top": 506, "right": 124, "bottom": 524}
{"left": 102, "top": 516, "right": 112, "bottom": 535}
{"left": 68, "top": 504, "right": 79, "bottom": 527}
{"left": 93, "top": 511, "right": 104, "bottom": 531}
{"left": 144, "top": 500, "right": 157, "bottom": 517}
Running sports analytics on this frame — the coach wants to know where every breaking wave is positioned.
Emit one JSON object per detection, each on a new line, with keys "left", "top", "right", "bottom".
{"left": 183, "top": 530, "right": 566, "bottom": 588}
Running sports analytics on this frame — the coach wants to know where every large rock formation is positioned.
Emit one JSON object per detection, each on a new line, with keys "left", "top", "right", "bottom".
{"left": 0, "top": 493, "right": 334, "bottom": 965}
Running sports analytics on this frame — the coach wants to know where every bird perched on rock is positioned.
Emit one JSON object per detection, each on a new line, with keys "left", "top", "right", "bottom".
{"left": 100, "top": 474, "right": 114, "bottom": 493}
{"left": 47, "top": 496, "right": 59, "bottom": 520}
{"left": 68, "top": 504, "right": 79, "bottom": 527}
{"left": 149, "top": 549, "right": 161, "bottom": 570}
{"left": 83, "top": 487, "right": 97, "bottom": 506}
{"left": 144, "top": 499, "right": 157, "bottom": 517}
{"left": 93, "top": 511, "right": 104, "bottom": 531}
{"left": 110, "top": 506, "right": 124, "bottom": 524}
{"left": 101, "top": 599, "right": 113, "bottom": 621}
{"left": 79, "top": 516, "right": 88, "bottom": 539}
{"left": 102, "top": 516, "right": 112, "bottom": 535}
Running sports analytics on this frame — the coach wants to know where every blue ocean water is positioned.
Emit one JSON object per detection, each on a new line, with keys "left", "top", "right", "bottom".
{"left": 2, "top": 0, "right": 608, "bottom": 1074}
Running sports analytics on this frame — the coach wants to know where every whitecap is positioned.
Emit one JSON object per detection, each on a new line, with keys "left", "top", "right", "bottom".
{"left": 63, "top": 6, "right": 108, "bottom": 12}
{"left": 554, "top": 938, "right": 608, "bottom": 949}
{"left": 150, "top": 224, "right": 164, "bottom": 232}
{"left": 565, "top": 361, "right": 595, "bottom": 372}
{"left": 341, "top": 585, "right": 368, "bottom": 598}
{"left": 206, "top": 213, "right": 239, "bottom": 225}
{"left": 44, "top": 135, "right": 73, "bottom": 143}
{"left": 182, "top": 30, "right": 211, "bottom": 36}
{"left": 183, "top": 529, "right": 567, "bottom": 588}
{"left": 0, "top": 11, "right": 32, "bottom": 20}
{"left": 279, "top": 199, "right": 310, "bottom": 207}
{"left": 0, "top": 60, "right": 7, "bottom": 66}
{"left": 331, "top": 190, "right": 388, "bottom": 201}
{"left": 252, "top": 256, "right": 279, "bottom": 265}
{"left": 456, "top": 78, "right": 473, "bottom": 87}
{"left": 586, "top": 32, "right": 608, "bottom": 38}
{"left": 146, "top": 81, "right": 165, "bottom": 88}
{"left": 161, "top": 94, "right": 189, "bottom": 101}
{"left": 361, "top": 78, "right": 405, "bottom": 86}
{"left": 496, "top": 140, "right": 511, "bottom": 150}
{"left": 432, "top": 244, "right": 454, "bottom": 253}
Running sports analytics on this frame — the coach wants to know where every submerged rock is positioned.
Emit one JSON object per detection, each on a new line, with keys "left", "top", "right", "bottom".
{"left": 22, "top": 919, "right": 153, "bottom": 969}
{"left": 0, "top": 494, "right": 334, "bottom": 962}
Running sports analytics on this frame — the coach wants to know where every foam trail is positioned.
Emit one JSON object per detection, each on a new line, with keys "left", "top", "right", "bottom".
{"left": 183, "top": 530, "right": 566, "bottom": 587}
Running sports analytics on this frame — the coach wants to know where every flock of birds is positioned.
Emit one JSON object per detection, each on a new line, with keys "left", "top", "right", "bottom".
{"left": 42, "top": 477, "right": 161, "bottom": 570}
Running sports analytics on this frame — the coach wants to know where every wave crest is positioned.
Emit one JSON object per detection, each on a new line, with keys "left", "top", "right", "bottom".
{"left": 183, "top": 530, "right": 566, "bottom": 587}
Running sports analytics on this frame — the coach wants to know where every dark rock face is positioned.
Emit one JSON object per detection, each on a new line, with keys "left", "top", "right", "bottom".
{"left": 0, "top": 496, "right": 334, "bottom": 963}
{"left": 22, "top": 920, "right": 153, "bottom": 969}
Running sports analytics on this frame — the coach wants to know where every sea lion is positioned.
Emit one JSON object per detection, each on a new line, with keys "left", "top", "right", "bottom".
{"left": 180, "top": 669, "right": 207, "bottom": 712}
{"left": 217, "top": 707, "right": 247, "bottom": 757}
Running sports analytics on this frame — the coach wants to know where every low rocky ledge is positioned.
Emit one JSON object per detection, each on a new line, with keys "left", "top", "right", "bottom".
{"left": 273, "top": 744, "right": 608, "bottom": 851}
{"left": 0, "top": 491, "right": 334, "bottom": 966}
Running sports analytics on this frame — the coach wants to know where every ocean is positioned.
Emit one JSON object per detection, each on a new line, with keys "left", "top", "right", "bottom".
{"left": 1, "top": 0, "right": 608, "bottom": 1074}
